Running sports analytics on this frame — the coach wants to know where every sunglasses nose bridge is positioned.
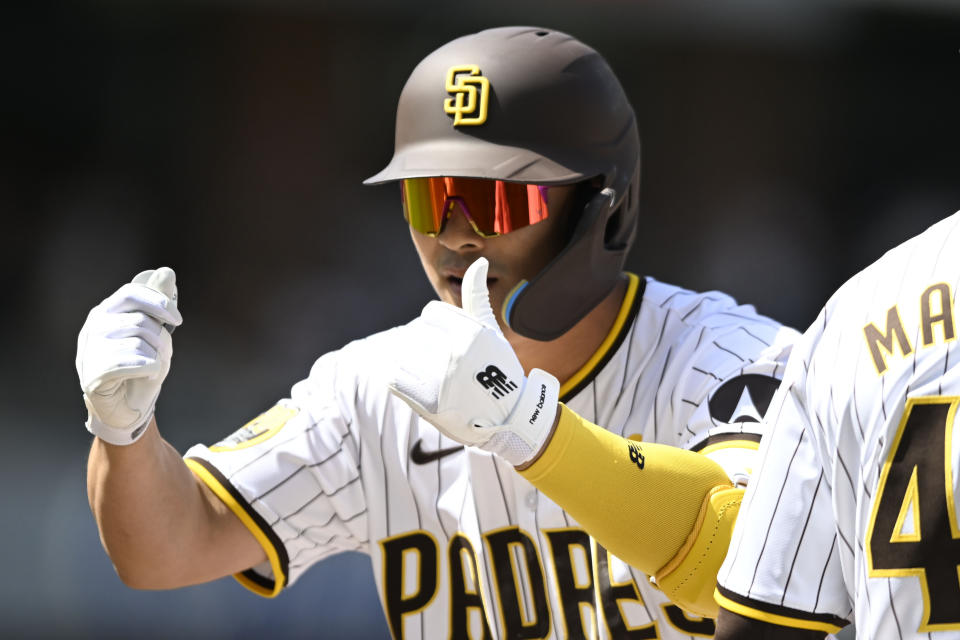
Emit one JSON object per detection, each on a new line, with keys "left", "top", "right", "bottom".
{"left": 441, "top": 196, "right": 491, "bottom": 238}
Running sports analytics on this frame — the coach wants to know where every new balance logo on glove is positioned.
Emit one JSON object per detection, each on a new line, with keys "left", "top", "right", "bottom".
{"left": 388, "top": 258, "right": 559, "bottom": 467}
{"left": 476, "top": 365, "right": 518, "bottom": 399}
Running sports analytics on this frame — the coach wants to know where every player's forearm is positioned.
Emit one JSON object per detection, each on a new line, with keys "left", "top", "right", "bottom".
{"left": 518, "top": 405, "right": 740, "bottom": 616}
{"left": 87, "top": 418, "right": 261, "bottom": 589}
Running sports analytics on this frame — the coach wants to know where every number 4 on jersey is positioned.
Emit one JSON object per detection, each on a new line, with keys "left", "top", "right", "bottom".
{"left": 866, "top": 396, "right": 960, "bottom": 632}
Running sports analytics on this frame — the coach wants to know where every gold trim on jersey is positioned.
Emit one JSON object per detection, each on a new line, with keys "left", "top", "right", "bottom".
{"left": 696, "top": 439, "right": 760, "bottom": 457}
{"left": 946, "top": 399, "right": 960, "bottom": 538}
{"left": 559, "top": 273, "right": 641, "bottom": 400}
{"left": 184, "top": 457, "right": 287, "bottom": 597}
{"left": 889, "top": 466, "right": 922, "bottom": 543}
{"left": 713, "top": 588, "right": 845, "bottom": 634}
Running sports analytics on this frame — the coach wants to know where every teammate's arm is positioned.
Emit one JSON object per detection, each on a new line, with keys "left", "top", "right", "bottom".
{"left": 714, "top": 350, "right": 851, "bottom": 637}
{"left": 79, "top": 268, "right": 266, "bottom": 589}
{"left": 714, "top": 609, "right": 827, "bottom": 639}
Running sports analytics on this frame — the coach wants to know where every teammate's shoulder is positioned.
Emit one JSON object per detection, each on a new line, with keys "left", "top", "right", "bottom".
{"left": 823, "top": 211, "right": 960, "bottom": 317}
{"left": 868, "top": 211, "right": 960, "bottom": 272}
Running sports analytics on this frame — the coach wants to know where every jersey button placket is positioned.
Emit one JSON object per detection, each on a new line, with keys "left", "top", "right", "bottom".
{"left": 524, "top": 489, "right": 538, "bottom": 510}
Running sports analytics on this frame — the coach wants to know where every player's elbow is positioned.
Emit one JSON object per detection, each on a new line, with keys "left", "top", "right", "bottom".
{"left": 113, "top": 564, "right": 162, "bottom": 591}
{"left": 104, "top": 543, "right": 198, "bottom": 591}
{"left": 654, "top": 485, "right": 743, "bottom": 617}
{"left": 110, "top": 557, "right": 181, "bottom": 591}
{"left": 114, "top": 558, "right": 212, "bottom": 591}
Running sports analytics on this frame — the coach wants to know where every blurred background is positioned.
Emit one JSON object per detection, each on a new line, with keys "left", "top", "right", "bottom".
{"left": 4, "top": 0, "right": 959, "bottom": 637}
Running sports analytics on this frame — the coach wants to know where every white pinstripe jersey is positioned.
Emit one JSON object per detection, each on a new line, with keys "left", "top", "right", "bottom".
{"left": 718, "top": 212, "right": 960, "bottom": 639}
{"left": 185, "top": 273, "right": 797, "bottom": 639}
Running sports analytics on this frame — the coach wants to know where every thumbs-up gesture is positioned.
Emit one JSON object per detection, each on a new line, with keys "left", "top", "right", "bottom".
{"left": 389, "top": 258, "right": 560, "bottom": 466}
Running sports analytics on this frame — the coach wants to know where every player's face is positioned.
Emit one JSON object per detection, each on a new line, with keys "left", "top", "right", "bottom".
{"left": 410, "top": 183, "right": 578, "bottom": 322}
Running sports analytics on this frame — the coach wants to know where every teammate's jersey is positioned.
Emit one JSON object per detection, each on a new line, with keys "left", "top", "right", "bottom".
{"left": 717, "top": 213, "right": 960, "bottom": 639}
{"left": 185, "top": 273, "right": 797, "bottom": 640}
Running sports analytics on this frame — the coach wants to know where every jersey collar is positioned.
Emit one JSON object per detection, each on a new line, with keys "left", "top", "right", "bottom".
{"left": 559, "top": 273, "right": 644, "bottom": 402}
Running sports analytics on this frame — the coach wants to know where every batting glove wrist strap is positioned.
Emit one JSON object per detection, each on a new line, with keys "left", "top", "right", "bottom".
{"left": 86, "top": 411, "right": 154, "bottom": 446}
{"left": 485, "top": 368, "right": 560, "bottom": 466}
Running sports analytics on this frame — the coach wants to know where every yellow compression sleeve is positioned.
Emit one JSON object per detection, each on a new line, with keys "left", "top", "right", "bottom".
{"left": 519, "top": 404, "right": 742, "bottom": 617}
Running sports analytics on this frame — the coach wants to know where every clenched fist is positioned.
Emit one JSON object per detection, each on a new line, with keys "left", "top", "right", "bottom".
{"left": 76, "top": 267, "right": 182, "bottom": 445}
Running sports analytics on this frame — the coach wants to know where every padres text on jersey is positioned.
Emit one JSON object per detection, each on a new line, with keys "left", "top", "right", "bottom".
{"left": 186, "top": 273, "right": 797, "bottom": 639}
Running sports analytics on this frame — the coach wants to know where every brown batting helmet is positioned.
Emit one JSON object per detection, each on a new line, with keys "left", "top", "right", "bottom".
{"left": 366, "top": 26, "right": 640, "bottom": 340}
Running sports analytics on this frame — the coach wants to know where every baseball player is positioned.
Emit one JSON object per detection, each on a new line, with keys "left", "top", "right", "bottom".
{"left": 78, "top": 27, "right": 798, "bottom": 639}
{"left": 709, "top": 212, "right": 960, "bottom": 639}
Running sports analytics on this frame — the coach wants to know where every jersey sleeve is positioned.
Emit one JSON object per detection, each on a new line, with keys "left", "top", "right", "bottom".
{"left": 716, "top": 339, "right": 852, "bottom": 635}
{"left": 184, "top": 350, "right": 369, "bottom": 597}
{"left": 675, "top": 312, "right": 799, "bottom": 485}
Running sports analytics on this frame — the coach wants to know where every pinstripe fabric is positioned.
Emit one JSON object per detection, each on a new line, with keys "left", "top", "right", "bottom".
{"left": 185, "top": 274, "right": 796, "bottom": 639}
{"left": 719, "top": 212, "right": 960, "bottom": 639}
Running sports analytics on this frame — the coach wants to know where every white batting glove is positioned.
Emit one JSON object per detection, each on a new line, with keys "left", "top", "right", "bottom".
{"left": 389, "top": 258, "right": 560, "bottom": 466}
{"left": 76, "top": 267, "right": 182, "bottom": 445}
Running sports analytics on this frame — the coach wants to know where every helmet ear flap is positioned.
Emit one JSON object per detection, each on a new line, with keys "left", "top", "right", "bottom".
{"left": 603, "top": 164, "right": 640, "bottom": 251}
{"left": 504, "top": 188, "right": 630, "bottom": 341}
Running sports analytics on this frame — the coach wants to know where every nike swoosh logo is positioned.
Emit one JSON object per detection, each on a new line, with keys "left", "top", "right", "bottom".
{"left": 410, "top": 439, "right": 464, "bottom": 464}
